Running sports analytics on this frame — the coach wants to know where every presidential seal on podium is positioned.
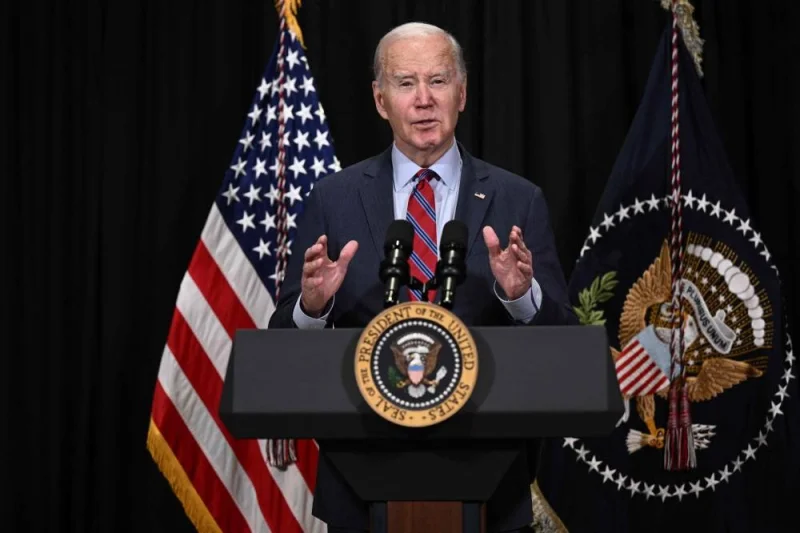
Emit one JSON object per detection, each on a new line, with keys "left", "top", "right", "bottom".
{"left": 354, "top": 301, "right": 478, "bottom": 428}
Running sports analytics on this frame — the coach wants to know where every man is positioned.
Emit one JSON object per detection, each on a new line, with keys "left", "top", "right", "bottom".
{"left": 269, "top": 22, "right": 574, "bottom": 532}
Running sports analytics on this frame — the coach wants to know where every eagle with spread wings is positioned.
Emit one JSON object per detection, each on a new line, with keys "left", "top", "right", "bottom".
{"left": 391, "top": 342, "right": 447, "bottom": 399}
{"left": 614, "top": 241, "right": 762, "bottom": 452}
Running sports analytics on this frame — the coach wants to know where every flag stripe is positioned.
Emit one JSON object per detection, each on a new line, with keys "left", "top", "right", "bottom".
{"left": 257, "top": 441, "right": 327, "bottom": 533}
{"left": 188, "top": 241, "right": 257, "bottom": 335}
{"left": 619, "top": 361, "right": 656, "bottom": 393}
{"left": 616, "top": 342, "right": 645, "bottom": 367}
{"left": 175, "top": 272, "right": 232, "bottom": 378}
{"left": 151, "top": 386, "right": 249, "bottom": 533}
{"left": 617, "top": 354, "right": 650, "bottom": 388}
{"left": 157, "top": 348, "right": 271, "bottom": 532}
{"left": 202, "top": 204, "right": 275, "bottom": 328}
{"left": 167, "top": 305, "right": 304, "bottom": 533}
{"left": 625, "top": 365, "right": 661, "bottom": 396}
{"left": 291, "top": 439, "right": 319, "bottom": 493}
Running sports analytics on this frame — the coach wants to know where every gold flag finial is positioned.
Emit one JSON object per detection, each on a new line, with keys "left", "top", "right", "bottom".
{"left": 661, "top": 0, "right": 704, "bottom": 77}
{"left": 275, "top": 0, "right": 305, "bottom": 48}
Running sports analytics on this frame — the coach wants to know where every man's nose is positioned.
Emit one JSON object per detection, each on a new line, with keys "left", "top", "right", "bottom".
{"left": 415, "top": 84, "right": 433, "bottom": 106}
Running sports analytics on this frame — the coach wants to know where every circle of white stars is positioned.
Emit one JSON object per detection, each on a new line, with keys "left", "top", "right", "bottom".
{"left": 567, "top": 191, "right": 796, "bottom": 501}
{"left": 373, "top": 321, "right": 461, "bottom": 409}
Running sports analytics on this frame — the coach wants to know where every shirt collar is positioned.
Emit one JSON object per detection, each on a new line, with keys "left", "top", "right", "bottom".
{"left": 392, "top": 138, "right": 462, "bottom": 192}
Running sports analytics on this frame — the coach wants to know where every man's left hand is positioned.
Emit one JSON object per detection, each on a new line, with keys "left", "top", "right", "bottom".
{"left": 483, "top": 225, "right": 533, "bottom": 300}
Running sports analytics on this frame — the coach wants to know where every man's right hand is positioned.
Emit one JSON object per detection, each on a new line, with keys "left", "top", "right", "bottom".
{"left": 300, "top": 235, "right": 359, "bottom": 317}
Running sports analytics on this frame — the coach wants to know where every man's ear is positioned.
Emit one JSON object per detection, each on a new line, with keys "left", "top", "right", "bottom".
{"left": 373, "top": 80, "right": 389, "bottom": 120}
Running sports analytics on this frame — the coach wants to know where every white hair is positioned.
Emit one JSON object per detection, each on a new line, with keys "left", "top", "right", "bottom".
{"left": 373, "top": 22, "right": 467, "bottom": 85}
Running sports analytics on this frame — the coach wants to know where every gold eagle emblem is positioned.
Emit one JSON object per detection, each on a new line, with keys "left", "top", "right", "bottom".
{"left": 616, "top": 241, "right": 763, "bottom": 451}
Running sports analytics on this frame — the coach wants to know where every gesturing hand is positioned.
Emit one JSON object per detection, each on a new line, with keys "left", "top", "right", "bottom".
{"left": 482, "top": 225, "right": 533, "bottom": 301}
{"left": 300, "top": 235, "right": 358, "bottom": 317}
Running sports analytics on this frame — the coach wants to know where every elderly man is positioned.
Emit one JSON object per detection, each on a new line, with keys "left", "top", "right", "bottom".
{"left": 269, "top": 22, "right": 574, "bottom": 532}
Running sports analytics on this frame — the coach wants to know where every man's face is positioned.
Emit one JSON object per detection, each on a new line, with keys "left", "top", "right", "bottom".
{"left": 372, "top": 34, "right": 466, "bottom": 164}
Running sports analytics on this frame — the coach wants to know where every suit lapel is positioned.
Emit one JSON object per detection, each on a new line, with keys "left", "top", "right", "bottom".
{"left": 358, "top": 146, "right": 395, "bottom": 261}
{"left": 454, "top": 143, "right": 493, "bottom": 257}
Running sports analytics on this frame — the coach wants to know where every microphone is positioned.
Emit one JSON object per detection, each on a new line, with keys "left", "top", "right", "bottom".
{"left": 379, "top": 220, "right": 414, "bottom": 308}
{"left": 436, "top": 220, "right": 468, "bottom": 309}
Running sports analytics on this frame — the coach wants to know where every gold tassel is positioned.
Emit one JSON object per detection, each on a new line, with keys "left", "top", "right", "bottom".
{"left": 146, "top": 419, "right": 222, "bottom": 533}
{"left": 660, "top": 0, "right": 704, "bottom": 77}
{"left": 275, "top": 0, "right": 305, "bottom": 48}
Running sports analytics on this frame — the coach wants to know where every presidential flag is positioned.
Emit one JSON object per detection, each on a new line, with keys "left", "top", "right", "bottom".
{"left": 146, "top": 2, "right": 336, "bottom": 531}
{"left": 533, "top": 17, "right": 800, "bottom": 533}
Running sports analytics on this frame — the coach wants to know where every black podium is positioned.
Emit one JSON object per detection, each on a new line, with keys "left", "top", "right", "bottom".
{"left": 219, "top": 325, "right": 622, "bottom": 533}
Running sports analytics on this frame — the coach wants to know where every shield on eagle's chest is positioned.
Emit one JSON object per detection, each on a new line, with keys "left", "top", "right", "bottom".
{"left": 408, "top": 359, "right": 424, "bottom": 385}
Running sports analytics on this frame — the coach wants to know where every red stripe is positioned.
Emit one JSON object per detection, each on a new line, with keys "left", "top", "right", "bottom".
{"left": 188, "top": 241, "right": 258, "bottom": 335}
{"left": 617, "top": 353, "right": 649, "bottom": 384}
{"left": 152, "top": 383, "right": 251, "bottom": 533}
{"left": 626, "top": 365, "right": 662, "bottom": 396}
{"left": 167, "top": 307, "right": 304, "bottom": 533}
{"left": 294, "top": 439, "right": 318, "bottom": 492}
{"left": 652, "top": 375, "right": 670, "bottom": 392}
{"left": 616, "top": 342, "right": 644, "bottom": 369}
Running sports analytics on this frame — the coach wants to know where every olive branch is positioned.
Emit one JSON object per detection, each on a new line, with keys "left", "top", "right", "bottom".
{"left": 388, "top": 366, "right": 403, "bottom": 388}
{"left": 574, "top": 271, "right": 618, "bottom": 326}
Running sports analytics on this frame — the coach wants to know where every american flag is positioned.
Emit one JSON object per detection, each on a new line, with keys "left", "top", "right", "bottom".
{"left": 615, "top": 338, "right": 671, "bottom": 397}
{"left": 147, "top": 13, "right": 335, "bottom": 533}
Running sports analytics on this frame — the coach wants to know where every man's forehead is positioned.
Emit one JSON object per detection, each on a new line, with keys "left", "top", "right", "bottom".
{"left": 383, "top": 37, "right": 455, "bottom": 71}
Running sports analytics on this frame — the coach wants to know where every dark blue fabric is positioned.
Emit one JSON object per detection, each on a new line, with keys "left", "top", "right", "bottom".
{"left": 535, "top": 23, "right": 800, "bottom": 533}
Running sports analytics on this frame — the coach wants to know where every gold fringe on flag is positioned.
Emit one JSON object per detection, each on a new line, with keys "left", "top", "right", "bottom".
{"left": 530, "top": 480, "right": 569, "bottom": 533}
{"left": 661, "top": 0, "right": 704, "bottom": 77}
{"left": 146, "top": 419, "right": 222, "bottom": 533}
{"left": 275, "top": 0, "right": 305, "bottom": 48}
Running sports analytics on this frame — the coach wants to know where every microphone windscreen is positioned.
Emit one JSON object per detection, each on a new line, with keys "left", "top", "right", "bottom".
{"left": 385, "top": 220, "right": 414, "bottom": 251}
{"left": 441, "top": 220, "right": 468, "bottom": 248}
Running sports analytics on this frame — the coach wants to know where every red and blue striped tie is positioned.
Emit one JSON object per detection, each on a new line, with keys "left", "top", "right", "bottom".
{"left": 406, "top": 169, "right": 438, "bottom": 301}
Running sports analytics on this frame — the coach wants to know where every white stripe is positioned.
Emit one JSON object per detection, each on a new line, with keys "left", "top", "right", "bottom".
{"left": 177, "top": 272, "right": 320, "bottom": 530}
{"left": 619, "top": 356, "right": 656, "bottom": 391}
{"left": 158, "top": 346, "right": 271, "bottom": 533}
{"left": 176, "top": 272, "right": 232, "bottom": 379}
{"left": 626, "top": 365, "right": 661, "bottom": 396}
{"left": 616, "top": 343, "right": 644, "bottom": 368}
{"left": 616, "top": 348, "right": 646, "bottom": 375}
{"left": 201, "top": 203, "right": 276, "bottom": 328}
{"left": 259, "top": 441, "right": 327, "bottom": 533}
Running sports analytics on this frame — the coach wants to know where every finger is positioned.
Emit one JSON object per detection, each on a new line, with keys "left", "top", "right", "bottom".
{"left": 482, "top": 226, "right": 502, "bottom": 258}
{"left": 305, "top": 276, "right": 324, "bottom": 288}
{"left": 304, "top": 235, "right": 329, "bottom": 261}
{"left": 303, "top": 257, "right": 324, "bottom": 276}
{"left": 337, "top": 240, "right": 359, "bottom": 269}
{"left": 517, "top": 261, "right": 533, "bottom": 278}
{"left": 510, "top": 227, "right": 528, "bottom": 252}
{"left": 511, "top": 243, "right": 529, "bottom": 263}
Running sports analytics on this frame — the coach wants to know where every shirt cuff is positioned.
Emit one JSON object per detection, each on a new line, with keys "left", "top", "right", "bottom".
{"left": 292, "top": 295, "right": 334, "bottom": 329}
{"left": 494, "top": 278, "right": 542, "bottom": 323}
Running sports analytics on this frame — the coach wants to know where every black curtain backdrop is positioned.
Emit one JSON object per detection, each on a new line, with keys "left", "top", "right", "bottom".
{"left": 3, "top": 0, "right": 799, "bottom": 531}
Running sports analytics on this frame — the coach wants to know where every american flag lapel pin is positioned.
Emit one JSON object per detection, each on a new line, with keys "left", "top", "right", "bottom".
{"left": 474, "top": 192, "right": 485, "bottom": 199}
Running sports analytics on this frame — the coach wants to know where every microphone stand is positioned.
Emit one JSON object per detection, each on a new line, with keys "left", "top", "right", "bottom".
{"left": 407, "top": 275, "right": 452, "bottom": 308}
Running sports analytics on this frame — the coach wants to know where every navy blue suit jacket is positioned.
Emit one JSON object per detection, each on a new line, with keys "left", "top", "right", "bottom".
{"left": 269, "top": 143, "right": 575, "bottom": 531}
